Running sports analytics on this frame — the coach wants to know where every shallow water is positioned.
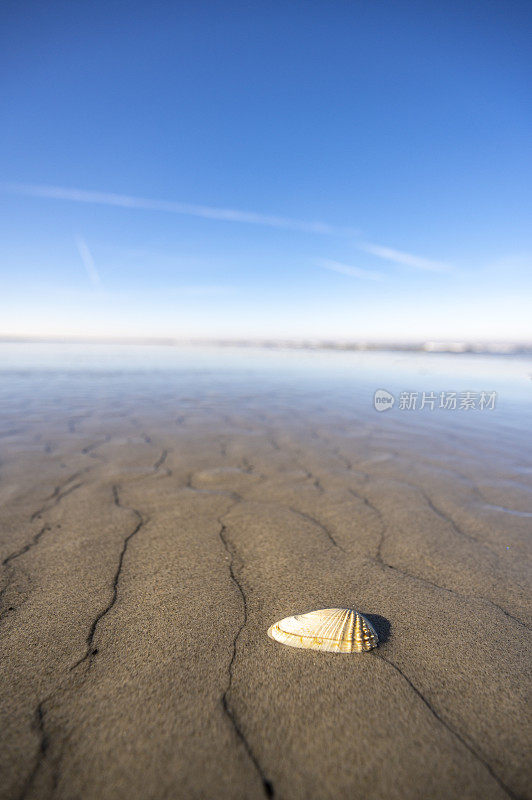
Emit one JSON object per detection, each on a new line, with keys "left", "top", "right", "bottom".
{"left": 1, "top": 343, "right": 530, "bottom": 466}
{"left": 2, "top": 343, "right": 530, "bottom": 537}
{"left": 1, "top": 342, "right": 530, "bottom": 411}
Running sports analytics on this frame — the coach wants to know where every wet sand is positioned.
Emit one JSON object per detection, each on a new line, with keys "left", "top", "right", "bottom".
{"left": 0, "top": 372, "right": 531, "bottom": 800}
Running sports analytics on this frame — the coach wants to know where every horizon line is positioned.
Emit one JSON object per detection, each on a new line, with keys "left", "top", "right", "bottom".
{"left": 0, "top": 334, "right": 529, "bottom": 352}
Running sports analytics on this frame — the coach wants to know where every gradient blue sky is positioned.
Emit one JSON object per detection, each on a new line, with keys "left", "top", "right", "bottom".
{"left": 1, "top": 0, "right": 531, "bottom": 340}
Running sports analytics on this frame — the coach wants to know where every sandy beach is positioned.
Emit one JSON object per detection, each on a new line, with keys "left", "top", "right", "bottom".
{"left": 0, "top": 349, "right": 531, "bottom": 800}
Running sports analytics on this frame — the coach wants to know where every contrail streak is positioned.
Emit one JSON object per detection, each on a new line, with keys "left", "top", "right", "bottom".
{"left": 75, "top": 236, "right": 101, "bottom": 285}
{"left": 3, "top": 182, "right": 453, "bottom": 272}
{"left": 3, "top": 182, "right": 359, "bottom": 237}
{"left": 317, "top": 258, "right": 384, "bottom": 281}
{"left": 360, "top": 241, "right": 451, "bottom": 272}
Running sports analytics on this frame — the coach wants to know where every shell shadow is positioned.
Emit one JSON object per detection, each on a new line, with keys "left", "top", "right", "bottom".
{"left": 365, "top": 614, "right": 391, "bottom": 644}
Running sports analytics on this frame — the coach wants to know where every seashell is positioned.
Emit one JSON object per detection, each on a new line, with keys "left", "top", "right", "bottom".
{"left": 267, "top": 608, "right": 378, "bottom": 653}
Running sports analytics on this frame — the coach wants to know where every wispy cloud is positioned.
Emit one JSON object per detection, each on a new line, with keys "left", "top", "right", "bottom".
{"left": 75, "top": 236, "right": 101, "bottom": 285}
{"left": 4, "top": 182, "right": 454, "bottom": 273}
{"left": 3, "top": 182, "right": 358, "bottom": 236}
{"left": 359, "top": 242, "right": 451, "bottom": 272}
{"left": 317, "top": 259, "right": 384, "bottom": 281}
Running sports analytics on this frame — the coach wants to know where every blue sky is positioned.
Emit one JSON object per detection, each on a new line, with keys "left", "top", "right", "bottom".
{"left": 1, "top": 0, "right": 531, "bottom": 341}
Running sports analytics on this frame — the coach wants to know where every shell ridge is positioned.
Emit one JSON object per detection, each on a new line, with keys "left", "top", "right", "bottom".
{"left": 314, "top": 609, "right": 339, "bottom": 640}
{"left": 343, "top": 609, "right": 355, "bottom": 651}
{"left": 336, "top": 609, "right": 353, "bottom": 652}
{"left": 315, "top": 609, "right": 346, "bottom": 643}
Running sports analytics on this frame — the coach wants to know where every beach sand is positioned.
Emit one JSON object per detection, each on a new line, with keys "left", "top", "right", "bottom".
{"left": 0, "top": 382, "right": 530, "bottom": 800}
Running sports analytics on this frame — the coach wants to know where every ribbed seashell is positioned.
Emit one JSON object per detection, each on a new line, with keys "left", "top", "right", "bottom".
{"left": 267, "top": 608, "right": 378, "bottom": 653}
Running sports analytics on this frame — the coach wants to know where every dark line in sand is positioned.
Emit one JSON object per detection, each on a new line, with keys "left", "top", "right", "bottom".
{"left": 240, "top": 457, "right": 254, "bottom": 474}
{"left": 3, "top": 525, "right": 52, "bottom": 568}
{"left": 30, "top": 482, "right": 84, "bottom": 523}
{"left": 81, "top": 434, "right": 111, "bottom": 459}
{"left": 293, "top": 453, "right": 326, "bottom": 495}
{"left": 2, "top": 473, "right": 84, "bottom": 617}
{"left": 378, "top": 553, "right": 528, "bottom": 629}
{"left": 153, "top": 448, "right": 170, "bottom": 473}
{"left": 347, "top": 487, "right": 384, "bottom": 531}
{"left": 377, "top": 452, "right": 504, "bottom": 558}
{"left": 347, "top": 488, "right": 529, "bottom": 630}
{"left": 312, "top": 476, "right": 325, "bottom": 493}
{"left": 331, "top": 447, "right": 370, "bottom": 480}
{"left": 70, "top": 485, "right": 145, "bottom": 670}
{"left": 416, "top": 483, "right": 489, "bottom": 550}
{"left": 375, "top": 653, "right": 521, "bottom": 800}
{"left": 218, "top": 514, "right": 274, "bottom": 798}
{"left": 288, "top": 507, "right": 343, "bottom": 551}
{"left": 30, "top": 472, "right": 86, "bottom": 522}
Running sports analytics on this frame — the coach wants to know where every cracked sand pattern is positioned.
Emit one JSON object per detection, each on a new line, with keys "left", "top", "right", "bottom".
{"left": 70, "top": 485, "right": 146, "bottom": 670}
{"left": 0, "top": 385, "right": 530, "bottom": 800}
{"left": 218, "top": 505, "right": 275, "bottom": 797}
